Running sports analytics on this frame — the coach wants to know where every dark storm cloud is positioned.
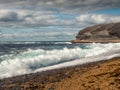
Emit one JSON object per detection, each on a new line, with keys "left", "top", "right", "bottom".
{"left": 0, "top": 0, "right": 120, "bottom": 13}
{"left": 0, "top": 11, "right": 23, "bottom": 22}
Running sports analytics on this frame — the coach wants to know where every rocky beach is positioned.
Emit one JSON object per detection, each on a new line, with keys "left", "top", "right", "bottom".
{"left": 0, "top": 57, "right": 120, "bottom": 90}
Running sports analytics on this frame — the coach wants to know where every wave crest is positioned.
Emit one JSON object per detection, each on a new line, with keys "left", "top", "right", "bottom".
{"left": 0, "top": 43, "right": 120, "bottom": 78}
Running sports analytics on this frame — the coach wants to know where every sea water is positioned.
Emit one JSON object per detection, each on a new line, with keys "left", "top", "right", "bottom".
{"left": 0, "top": 41, "right": 120, "bottom": 78}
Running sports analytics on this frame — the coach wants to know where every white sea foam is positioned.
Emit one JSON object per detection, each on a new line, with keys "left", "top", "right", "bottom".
{"left": 0, "top": 43, "right": 120, "bottom": 79}
{"left": 54, "top": 41, "right": 72, "bottom": 44}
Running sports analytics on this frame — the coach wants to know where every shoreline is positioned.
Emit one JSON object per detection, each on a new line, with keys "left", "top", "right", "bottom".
{"left": 71, "top": 40, "right": 120, "bottom": 43}
{"left": 0, "top": 57, "right": 120, "bottom": 90}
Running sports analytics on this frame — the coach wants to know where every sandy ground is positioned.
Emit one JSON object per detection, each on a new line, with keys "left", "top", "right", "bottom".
{"left": 0, "top": 57, "right": 120, "bottom": 90}
{"left": 54, "top": 58, "right": 120, "bottom": 90}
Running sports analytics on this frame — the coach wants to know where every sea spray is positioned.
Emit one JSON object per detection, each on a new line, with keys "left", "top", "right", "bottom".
{"left": 0, "top": 43, "right": 120, "bottom": 78}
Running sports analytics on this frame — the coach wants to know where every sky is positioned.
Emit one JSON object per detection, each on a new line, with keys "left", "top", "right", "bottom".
{"left": 0, "top": 0, "right": 120, "bottom": 41}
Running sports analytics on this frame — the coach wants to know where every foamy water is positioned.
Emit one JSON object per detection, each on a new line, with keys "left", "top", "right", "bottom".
{"left": 0, "top": 42, "right": 120, "bottom": 78}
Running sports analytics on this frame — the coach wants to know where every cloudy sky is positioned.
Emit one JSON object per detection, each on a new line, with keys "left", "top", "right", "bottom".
{"left": 0, "top": 0, "right": 120, "bottom": 41}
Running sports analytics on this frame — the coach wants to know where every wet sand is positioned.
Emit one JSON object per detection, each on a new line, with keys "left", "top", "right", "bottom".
{"left": 0, "top": 57, "right": 120, "bottom": 90}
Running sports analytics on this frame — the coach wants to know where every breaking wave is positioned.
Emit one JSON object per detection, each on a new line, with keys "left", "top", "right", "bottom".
{"left": 0, "top": 43, "right": 120, "bottom": 78}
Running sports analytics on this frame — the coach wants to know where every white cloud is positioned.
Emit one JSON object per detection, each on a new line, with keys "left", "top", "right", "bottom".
{"left": 0, "top": 9, "right": 120, "bottom": 29}
{"left": 76, "top": 14, "right": 120, "bottom": 25}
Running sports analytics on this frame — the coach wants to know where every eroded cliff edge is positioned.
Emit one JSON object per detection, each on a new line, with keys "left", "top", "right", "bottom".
{"left": 72, "top": 22, "right": 120, "bottom": 43}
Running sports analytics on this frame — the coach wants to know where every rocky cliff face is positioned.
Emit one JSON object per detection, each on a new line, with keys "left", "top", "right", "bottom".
{"left": 76, "top": 22, "right": 120, "bottom": 40}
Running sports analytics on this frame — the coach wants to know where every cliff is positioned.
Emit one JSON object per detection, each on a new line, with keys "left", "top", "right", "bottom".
{"left": 72, "top": 22, "right": 120, "bottom": 43}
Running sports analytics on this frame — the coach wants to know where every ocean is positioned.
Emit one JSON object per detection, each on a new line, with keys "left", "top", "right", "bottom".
{"left": 0, "top": 41, "right": 120, "bottom": 79}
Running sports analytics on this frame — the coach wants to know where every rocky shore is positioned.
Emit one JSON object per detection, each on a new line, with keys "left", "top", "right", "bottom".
{"left": 0, "top": 57, "right": 120, "bottom": 90}
{"left": 72, "top": 22, "right": 120, "bottom": 43}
